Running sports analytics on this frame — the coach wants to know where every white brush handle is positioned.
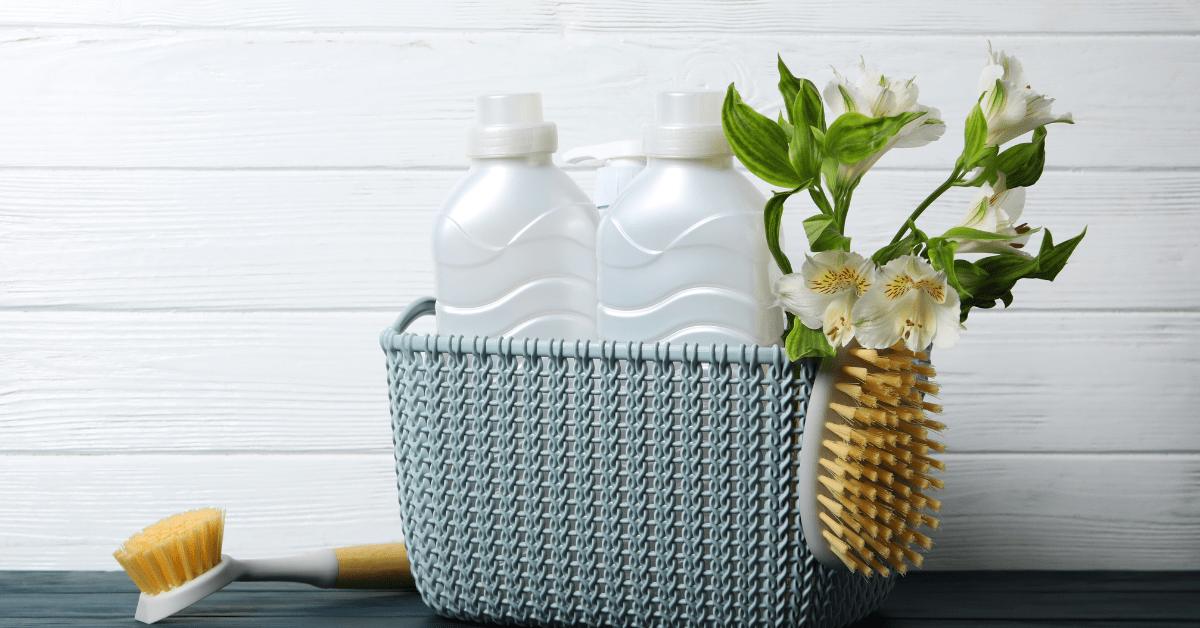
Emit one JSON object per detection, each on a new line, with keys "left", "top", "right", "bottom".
{"left": 238, "top": 549, "right": 339, "bottom": 587}
{"left": 797, "top": 347, "right": 854, "bottom": 571}
{"left": 134, "top": 543, "right": 414, "bottom": 624}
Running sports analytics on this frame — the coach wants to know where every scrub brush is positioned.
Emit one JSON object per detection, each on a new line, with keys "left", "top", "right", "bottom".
{"left": 113, "top": 508, "right": 416, "bottom": 624}
{"left": 797, "top": 342, "right": 946, "bottom": 577}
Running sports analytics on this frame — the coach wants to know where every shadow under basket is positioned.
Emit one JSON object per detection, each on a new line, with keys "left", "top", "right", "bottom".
{"left": 381, "top": 297, "right": 896, "bottom": 628}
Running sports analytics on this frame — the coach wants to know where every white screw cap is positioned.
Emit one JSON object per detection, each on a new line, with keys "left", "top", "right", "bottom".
{"left": 465, "top": 93, "right": 558, "bottom": 157}
{"left": 642, "top": 91, "right": 733, "bottom": 158}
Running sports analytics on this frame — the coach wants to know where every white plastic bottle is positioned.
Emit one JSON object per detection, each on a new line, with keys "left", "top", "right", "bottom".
{"left": 596, "top": 91, "right": 783, "bottom": 346}
{"left": 431, "top": 93, "right": 599, "bottom": 341}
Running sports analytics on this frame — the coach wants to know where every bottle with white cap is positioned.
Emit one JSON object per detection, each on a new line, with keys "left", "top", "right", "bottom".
{"left": 431, "top": 93, "right": 599, "bottom": 341}
{"left": 596, "top": 91, "right": 783, "bottom": 346}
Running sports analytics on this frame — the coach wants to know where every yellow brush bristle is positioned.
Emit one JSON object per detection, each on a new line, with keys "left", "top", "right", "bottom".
{"left": 113, "top": 508, "right": 225, "bottom": 595}
{"left": 818, "top": 343, "right": 945, "bottom": 577}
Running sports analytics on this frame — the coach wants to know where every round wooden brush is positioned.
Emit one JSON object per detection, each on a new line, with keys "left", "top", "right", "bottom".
{"left": 797, "top": 342, "right": 946, "bottom": 577}
{"left": 113, "top": 508, "right": 415, "bottom": 624}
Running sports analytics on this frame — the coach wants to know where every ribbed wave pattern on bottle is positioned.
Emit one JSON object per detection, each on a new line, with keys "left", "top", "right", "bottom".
{"left": 433, "top": 202, "right": 597, "bottom": 340}
{"left": 597, "top": 210, "right": 782, "bottom": 346}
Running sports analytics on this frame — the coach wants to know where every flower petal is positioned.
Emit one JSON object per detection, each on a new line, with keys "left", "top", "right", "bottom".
{"left": 978, "top": 46, "right": 1069, "bottom": 147}
{"left": 977, "top": 63, "right": 1006, "bottom": 96}
{"left": 825, "top": 61, "right": 944, "bottom": 186}
{"left": 932, "top": 287, "right": 962, "bottom": 349}
{"left": 824, "top": 67, "right": 866, "bottom": 119}
{"left": 851, "top": 255, "right": 960, "bottom": 350}
{"left": 775, "top": 272, "right": 829, "bottom": 330}
{"left": 850, "top": 285, "right": 906, "bottom": 350}
{"left": 949, "top": 182, "right": 1033, "bottom": 257}
{"left": 958, "top": 190, "right": 996, "bottom": 231}
{"left": 892, "top": 108, "right": 946, "bottom": 149}
{"left": 992, "top": 185, "right": 1026, "bottom": 226}
{"left": 822, "top": 290, "right": 859, "bottom": 347}
{"left": 777, "top": 251, "right": 875, "bottom": 342}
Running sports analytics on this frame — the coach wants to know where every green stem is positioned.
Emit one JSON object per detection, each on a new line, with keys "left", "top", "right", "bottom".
{"left": 809, "top": 186, "right": 833, "bottom": 216}
{"left": 889, "top": 168, "right": 963, "bottom": 245}
{"left": 836, "top": 185, "right": 855, "bottom": 234}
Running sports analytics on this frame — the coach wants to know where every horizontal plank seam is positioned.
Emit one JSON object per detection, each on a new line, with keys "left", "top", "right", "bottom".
{"left": 1, "top": 307, "right": 1196, "bottom": 315}
{"left": 0, "top": 25, "right": 1198, "bottom": 38}
{"left": 0, "top": 165, "right": 1197, "bottom": 174}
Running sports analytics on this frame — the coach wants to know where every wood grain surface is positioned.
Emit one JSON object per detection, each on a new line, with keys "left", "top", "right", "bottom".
{"left": 0, "top": 31, "right": 1189, "bottom": 168}
{"left": 0, "top": 169, "right": 1189, "bottom": 311}
{"left": 0, "top": 1, "right": 1196, "bottom": 33}
{"left": 1, "top": 453, "right": 1197, "bottom": 570}
{"left": 0, "top": 310, "right": 1194, "bottom": 454}
{"left": 4, "top": 571, "right": 1196, "bottom": 626}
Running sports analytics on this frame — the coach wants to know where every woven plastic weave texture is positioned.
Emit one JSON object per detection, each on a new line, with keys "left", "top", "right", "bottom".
{"left": 382, "top": 298, "right": 895, "bottom": 628}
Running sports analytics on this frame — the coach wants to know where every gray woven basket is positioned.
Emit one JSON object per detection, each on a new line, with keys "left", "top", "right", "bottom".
{"left": 381, "top": 297, "right": 896, "bottom": 628}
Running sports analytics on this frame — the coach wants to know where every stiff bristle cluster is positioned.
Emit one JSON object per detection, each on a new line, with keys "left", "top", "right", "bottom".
{"left": 113, "top": 508, "right": 225, "bottom": 595}
{"left": 818, "top": 344, "right": 945, "bottom": 577}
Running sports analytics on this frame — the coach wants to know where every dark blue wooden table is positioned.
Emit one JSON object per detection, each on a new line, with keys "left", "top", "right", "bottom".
{"left": 3, "top": 571, "right": 1197, "bottom": 627}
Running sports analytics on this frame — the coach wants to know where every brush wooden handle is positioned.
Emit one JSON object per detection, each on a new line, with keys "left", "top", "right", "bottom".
{"left": 333, "top": 543, "right": 415, "bottom": 589}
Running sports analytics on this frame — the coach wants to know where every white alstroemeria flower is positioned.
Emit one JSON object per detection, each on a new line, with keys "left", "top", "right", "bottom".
{"left": 949, "top": 179, "right": 1035, "bottom": 257}
{"left": 852, "top": 255, "right": 961, "bottom": 351}
{"left": 979, "top": 43, "right": 1073, "bottom": 147}
{"left": 824, "top": 60, "right": 946, "bottom": 185}
{"left": 776, "top": 250, "right": 874, "bottom": 347}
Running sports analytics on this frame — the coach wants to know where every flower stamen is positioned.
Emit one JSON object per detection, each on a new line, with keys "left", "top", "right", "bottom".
{"left": 884, "top": 276, "right": 914, "bottom": 300}
{"left": 811, "top": 267, "right": 871, "bottom": 296}
{"left": 914, "top": 280, "right": 946, "bottom": 303}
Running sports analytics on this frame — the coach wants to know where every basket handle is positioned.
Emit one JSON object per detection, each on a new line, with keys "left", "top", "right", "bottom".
{"left": 390, "top": 296, "right": 437, "bottom": 334}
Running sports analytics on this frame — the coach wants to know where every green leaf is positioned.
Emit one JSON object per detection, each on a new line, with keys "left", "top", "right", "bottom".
{"left": 941, "top": 226, "right": 1033, "bottom": 241}
{"left": 953, "top": 258, "right": 989, "bottom": 290}
{"left": 953, "top": 226, "right": 1086, "bottom": 321}
{"left": 825, "top": 111, "right": 925, "bottom": 165}
{"left": 1029, "top": 227, "right": 1087, "bottom": 281}
{"left": 788, "top": 114, "right": 821, "bottom": 185}
{"left": 786, "top": 322, "right": 835, "bottom": 361}
{"left": 957, "top": 255, "right": 1030, "bottom": 321}
{"left": 994, "top": 125, "right": 1047, "bottom": 188}
{"left": 777, "top": 112, "right": 794, "bottom": 138}
{"left": 926, "top": 238, "right": 971, "bottom": 298}
{"left": 811, "top": 126, "right": 827, "bottom": 149}
{"left": 764, "top": 190, "right": 797, "bottom": 275}
{"left": 960, "top": 103, "right": 988, "bottom": 170}
{"left": 872, "top": 228, "right": 926, "bottom": 267}
{"left": 721, "top": 83, "right": 804, "bottom": 188}
{"left": 777, "top": 55, "right": 802, "bottom": 124}
{"left": 803, "top": 213, "right": 851, "bottom": 253}
{"left": 794, "top": 79, "right": 826, "bottom": 134}
{"left": 820, "top": 155, "right": 840, "bottom": 194}
{"left": 956, "top": 146, "right": 1000, "bottom": 188}
{"left": 975, "top": 254, "right": 1038, "bottom": 286}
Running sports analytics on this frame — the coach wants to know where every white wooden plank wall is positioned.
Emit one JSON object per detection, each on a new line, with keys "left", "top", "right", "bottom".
{"left": 1, "top": 2, "right": 1197, "bottom": 571}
